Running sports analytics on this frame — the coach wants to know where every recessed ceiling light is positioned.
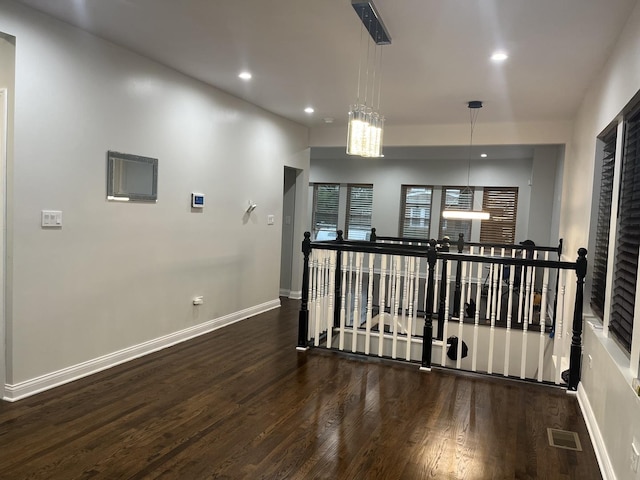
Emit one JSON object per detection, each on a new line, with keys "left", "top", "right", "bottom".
{"left": 304, "top": 107, "right": 315, "bottom": 114}
{"left": 238, "top": 72, "right": 252, "bottom": 80}
{"left": 480, "top": 153, "right": 488, "bottom": 158}
{"left": 323, "top": 117, "right": 334, "bottom": 124}
{"left": 491, "top": 51, "right": 508, "bottom": 62}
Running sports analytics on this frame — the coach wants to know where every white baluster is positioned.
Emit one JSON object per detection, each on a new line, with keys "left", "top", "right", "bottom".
{"left": 504, "top": 249, "right": 516, "bottom": 377}
{"left": 472, "top": 248, "right": 484, "bottom": 372}
{"left": 392, "top": 256, "right": 401, "bottom": 359}
{"left": 365, "top": 253, "right": 375, "bottom": 355}
{"left": 521, "top": 254, "right": 533, "bottom": 379}
{"left": 326, "top": 250, "right": 336, "bottom": 349}
{"left": 496, "top": 248, "right": 506, "bottom": 329}
{"left": 444, "top": 257, "right": 452, "bottom": 340}
{"left": 406, "top": 257, "right": 416, "bottom": 360}
{"left": 538, "top": 252, "right": 550, "bottom": 382}
{"left": 554, "top": 271, "right": 567, "bottom": 385}
{"left": 488, "top": 255, "right": 499, "bottom": 375}
{"left": 487, "top": 247, "right": 495, "bottom": 323}
{"left": 528, "top": 252, "right": 538, "bottom": 325}
{"left": 517, "top": 250, "right": 526, "bottom": 324}
{"left": 339, "top": 250, "right": 348, "bottom": 350}
{"left": 346, "top": 251, "right": 354, "bottom": 328}
{"left": 308, "top": 250, "right": 317, "bottom": 342}
{"left": 352, "top": 252, "right": 364, "bottom": 352}
{"left": 466, "top": 246, "right": 474, "bottom": 303}
{"left": 378, "top": 255, "right": 388, "bottom": 356}
{"left": 433, "top": 258, "right": 440, "bottom": 314}
{"left": 314, "top": 250, "right": 323, "bottom": 346}
{"left": 401, "top": 256, "right": 410, "bottom": 335}
{"left": 456, "top": 260, "right": 468, "bottom": 370}
{"left": 413, "top": 257, "right": 421, "bottom": 337}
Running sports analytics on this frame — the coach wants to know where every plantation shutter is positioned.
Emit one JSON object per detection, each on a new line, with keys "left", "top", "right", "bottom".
{"left": 312, "top": 184, "right": 339, "bottom": 240}
{"left": 399, "top": 185, "right": 433, "bottom": 238}
{"left": 439, "top": 187, "right": 473, "bottom": 241}
{"left": 346, "top": 184, "right": 373, "bottom": 240}
{"left": 480, "top": 187, "right": 519, "bottom": 244}
{"left": 590, "top": 131, "right": 617, "bottom": 319}
{"left": 610, "top": 110, "right": 640, "bottom": 352}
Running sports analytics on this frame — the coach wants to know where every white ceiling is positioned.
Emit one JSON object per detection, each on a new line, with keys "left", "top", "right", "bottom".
{"left": 15, "top": 0, "right": 638, "bottom": 132}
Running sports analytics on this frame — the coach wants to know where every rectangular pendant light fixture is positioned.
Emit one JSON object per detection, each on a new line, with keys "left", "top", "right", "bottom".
{"left": 347, "top": 0, "right": 390, "bottom": 158}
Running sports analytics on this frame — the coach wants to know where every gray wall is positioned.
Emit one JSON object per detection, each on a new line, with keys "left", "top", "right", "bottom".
{"left": 0, "top": 1, "right": 309, "bottom": 387}
{"left": 309, "top": 149, "right": 562, "bottom": 245}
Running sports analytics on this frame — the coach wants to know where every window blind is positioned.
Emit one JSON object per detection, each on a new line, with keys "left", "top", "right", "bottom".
{"left": 590, "top": 131, "right": 617, "bottom": 319}
{"left": 399, "top": 185, "right": 433, "bottom": 238}
{"left": 312, "top": 184, "right": 339, "bottom": 240}
{"left": 480, "top": 187, "right": 519, "bottom": 244}
{"left": 610, "top": 111, "right": 640, "bottom": 352}
{"left": 346, "top": 184, "right": 373, "bottom": 240}
{"left": 439, "top": 187, "right": 473, "bottom": 241}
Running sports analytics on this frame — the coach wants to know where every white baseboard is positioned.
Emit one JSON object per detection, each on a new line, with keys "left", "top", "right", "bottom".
{"left": 577, "top": 383, "right": 616, "bottom": 480}
{"left": 288, "top": 290, "right": 302, "bottom": 300}
{"left": 279, "top": 288, "right": 290, "bottom": 297}
{"left": 3, "top": 299, "right": 281, "bottom": 402}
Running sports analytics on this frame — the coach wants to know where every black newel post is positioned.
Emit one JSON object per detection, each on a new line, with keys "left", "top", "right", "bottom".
{"left": 453, "top": 233, "right": 464, "bottom": 317}
{"left": 334, "top": 230, "right": 343, "bottom": 328}
{"left": 370, "top": 227, "right": 377, "bottom": 242}
{"left": 568, "top": 247, "right": 587, "bottom": 391}
{"left": 421, "top": 239, "right": 438, "bottom": 370}
{"left": 437, "top": 238, "right": 449, "bottom": 340}
{"left": 297, "top": 232, "right": 312, "bottom": 350}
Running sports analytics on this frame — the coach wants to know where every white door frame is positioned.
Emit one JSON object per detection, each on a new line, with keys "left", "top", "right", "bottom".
{"left": 0, "top": 88, "right": 6, "bottom": 399}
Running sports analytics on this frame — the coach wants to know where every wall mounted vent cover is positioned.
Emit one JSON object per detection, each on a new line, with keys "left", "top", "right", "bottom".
{"left": 547, "top": 428, "right": 582, "bottom": 451}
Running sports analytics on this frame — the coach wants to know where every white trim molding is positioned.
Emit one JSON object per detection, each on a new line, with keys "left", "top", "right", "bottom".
{"left": 3, "top": 299, "right": 281, "bottom": 402}
{"left": 577, "top": 382, "right": 616, "bottom": 480}
{"left": 288, "top": 290, "right": 302, "bottom": 300}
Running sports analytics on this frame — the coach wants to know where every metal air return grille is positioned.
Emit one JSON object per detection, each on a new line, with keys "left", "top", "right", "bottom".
{"left": 547, "top": 428, "right": 582, "bottom": 451}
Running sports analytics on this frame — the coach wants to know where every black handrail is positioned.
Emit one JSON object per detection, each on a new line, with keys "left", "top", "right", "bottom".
{"left": 371, "top": 229, "right": 563, "bottom": 254}
{"left": 298, "top": 231, "right": 587, "bottom": 391}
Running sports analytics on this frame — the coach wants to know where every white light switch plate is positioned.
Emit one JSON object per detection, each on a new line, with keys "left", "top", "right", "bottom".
{"left": 41, "top": 210, "right": 62, "bottom": 227}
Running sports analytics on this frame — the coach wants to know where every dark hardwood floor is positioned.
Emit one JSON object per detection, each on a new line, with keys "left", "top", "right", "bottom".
{"left": 0, "top": 298, "right": 601, "bottom": 479}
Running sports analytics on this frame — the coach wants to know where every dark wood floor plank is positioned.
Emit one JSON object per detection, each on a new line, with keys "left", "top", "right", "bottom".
{"left": 0, "top": 298, "right": 602, "bottom": 479}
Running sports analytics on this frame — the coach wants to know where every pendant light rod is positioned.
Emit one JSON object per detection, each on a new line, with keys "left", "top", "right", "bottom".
{"left": 441, "top": 100, "right": 490, "bottom": 220}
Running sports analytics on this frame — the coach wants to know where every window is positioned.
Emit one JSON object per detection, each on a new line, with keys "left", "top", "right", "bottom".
{"left": 590, "top": 130, "right": 617, "bottom": 319}
{"left": 346, "top": 184, "right": 373, "bottom": 240}
{"left": 610, "top": 109, "right": 640, "bottom": 352}
{"left": 312, "top": 183, "right": 339, "bottom": 240}
{"left": 399, "top": 185, "right": 433, "bottom": 238}
{"left": 439, "top": 186, "right": 473, "bottom": 241}
{"left": 480, "top": 187, "right": 519, "bottom": 244}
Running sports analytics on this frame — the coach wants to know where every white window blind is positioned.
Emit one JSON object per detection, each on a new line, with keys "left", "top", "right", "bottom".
{"left": 312, "top": 183, "right": 339, "bottom": 240}
{"left": 399, "top": 185, "right": 433, "bottom": 238}
{"left": 346, "top": 184, "right": 373, "bottom": 240}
